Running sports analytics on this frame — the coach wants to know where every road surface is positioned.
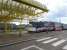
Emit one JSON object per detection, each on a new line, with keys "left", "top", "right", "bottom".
{"left": 0, "top": 31, "right": 67, "bottom": 50}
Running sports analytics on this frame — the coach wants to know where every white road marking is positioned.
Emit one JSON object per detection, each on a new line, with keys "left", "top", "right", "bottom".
{"left": 52, "top": 39, "right": 66, "bottom": 47}
{"left": 42, "top": 38, "right": 58, "bottom": 43}
{"left": 21, "top": 45, "right": 44, "bottom": 50}
{"left": 63, "top": 45, "right": 67, "bottom": 49}
{"left": 36, "top": 37, "right": 52, "bottom": 42}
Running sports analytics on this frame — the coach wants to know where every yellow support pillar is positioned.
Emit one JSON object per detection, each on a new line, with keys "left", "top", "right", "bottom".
{"left": 8, "top": 22, "right": 11, "bottom": 32}
{"left": 19, "top": 16, "right": 23, "bottom": 37}
{"left": 4, "top": 22, "right": 8, "bottom": 34}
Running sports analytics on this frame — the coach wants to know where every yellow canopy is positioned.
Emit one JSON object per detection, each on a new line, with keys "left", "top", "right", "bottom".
{"left": 0, "top": 0, "right": 48, "bottom": 22}
{"left": 13, "top": 0, "right": 48, "bottom": 12}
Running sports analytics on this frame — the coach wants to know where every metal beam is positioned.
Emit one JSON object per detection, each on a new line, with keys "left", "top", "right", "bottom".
{"left": 12, "top": 0, "right": 48, "bottom": 12}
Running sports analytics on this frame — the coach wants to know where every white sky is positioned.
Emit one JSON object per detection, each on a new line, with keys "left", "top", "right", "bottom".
{"left": 12, "top": 0, "right": 67, "bottom": 25}
{"left": 61, "top": 17, "right": 67, "bottom": 24}
{"left": 35, "top": 0, "right": 67, "bottom": 24}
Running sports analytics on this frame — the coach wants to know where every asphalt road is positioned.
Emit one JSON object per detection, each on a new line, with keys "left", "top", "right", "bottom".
{"left": 0, "top": 30, "right": 67, "bottom": 50}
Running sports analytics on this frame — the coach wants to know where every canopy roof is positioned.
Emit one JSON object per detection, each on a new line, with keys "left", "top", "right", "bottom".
{"left": 0, "top": 0, "right": 48, "bottom": 22}
{"left": 13, "top": 0, "right": 48, "bottom": 12}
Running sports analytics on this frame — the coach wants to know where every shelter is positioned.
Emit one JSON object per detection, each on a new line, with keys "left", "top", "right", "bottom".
{"left": 0, "top": 0, "right": 48, "bottom": 32}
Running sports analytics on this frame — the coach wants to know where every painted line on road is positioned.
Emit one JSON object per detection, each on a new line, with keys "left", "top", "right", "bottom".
{"left": 42, "top": 38, "right": 58, "bottom": 44}
{"left": 63, "top": 45, "right": 67, "bottom": 49}
{"left": 36, "top": 37, "right": 52, "bottom": 42}
{"left": 21, "top": 45, "right": 44, "bottom": 50}
{"left": 52, "top": 39, "right": 66, "bottom": 47}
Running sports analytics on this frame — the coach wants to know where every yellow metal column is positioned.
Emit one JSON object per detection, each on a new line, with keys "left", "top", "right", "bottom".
{"left": 4, "top": 21, "right": 7, "bottom": 33}
{"left": 19, "top": 16, "right": 23, "bottom": 37}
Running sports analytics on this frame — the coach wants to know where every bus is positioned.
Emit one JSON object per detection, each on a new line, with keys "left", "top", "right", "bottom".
{"left": 26, "top": 21, "right": 55, "bottom": 32}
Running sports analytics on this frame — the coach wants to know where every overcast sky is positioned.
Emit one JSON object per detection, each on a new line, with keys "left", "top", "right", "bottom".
{"left": 35, "top": 0, "right": 67, "bottom": 24}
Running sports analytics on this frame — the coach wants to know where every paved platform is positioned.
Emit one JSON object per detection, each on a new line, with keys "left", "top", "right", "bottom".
{"left": 0, "top": 33, "right": 35, "bottom": 47}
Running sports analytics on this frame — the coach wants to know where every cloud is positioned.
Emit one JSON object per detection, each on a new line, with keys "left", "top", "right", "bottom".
{"left": 54, "top": 6, "right": 67, "bottom": 17}
{"left": 35, "top": 0, "right": 67, "bottom": 23}
{"left": 61, "top": 17, "right": 67, "bottom": 24}
{"left": 43, "top": 0, "right": 67, "bottom": 23}
{"left": 46, "top": 0, "right": 67, "bottom": 15}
